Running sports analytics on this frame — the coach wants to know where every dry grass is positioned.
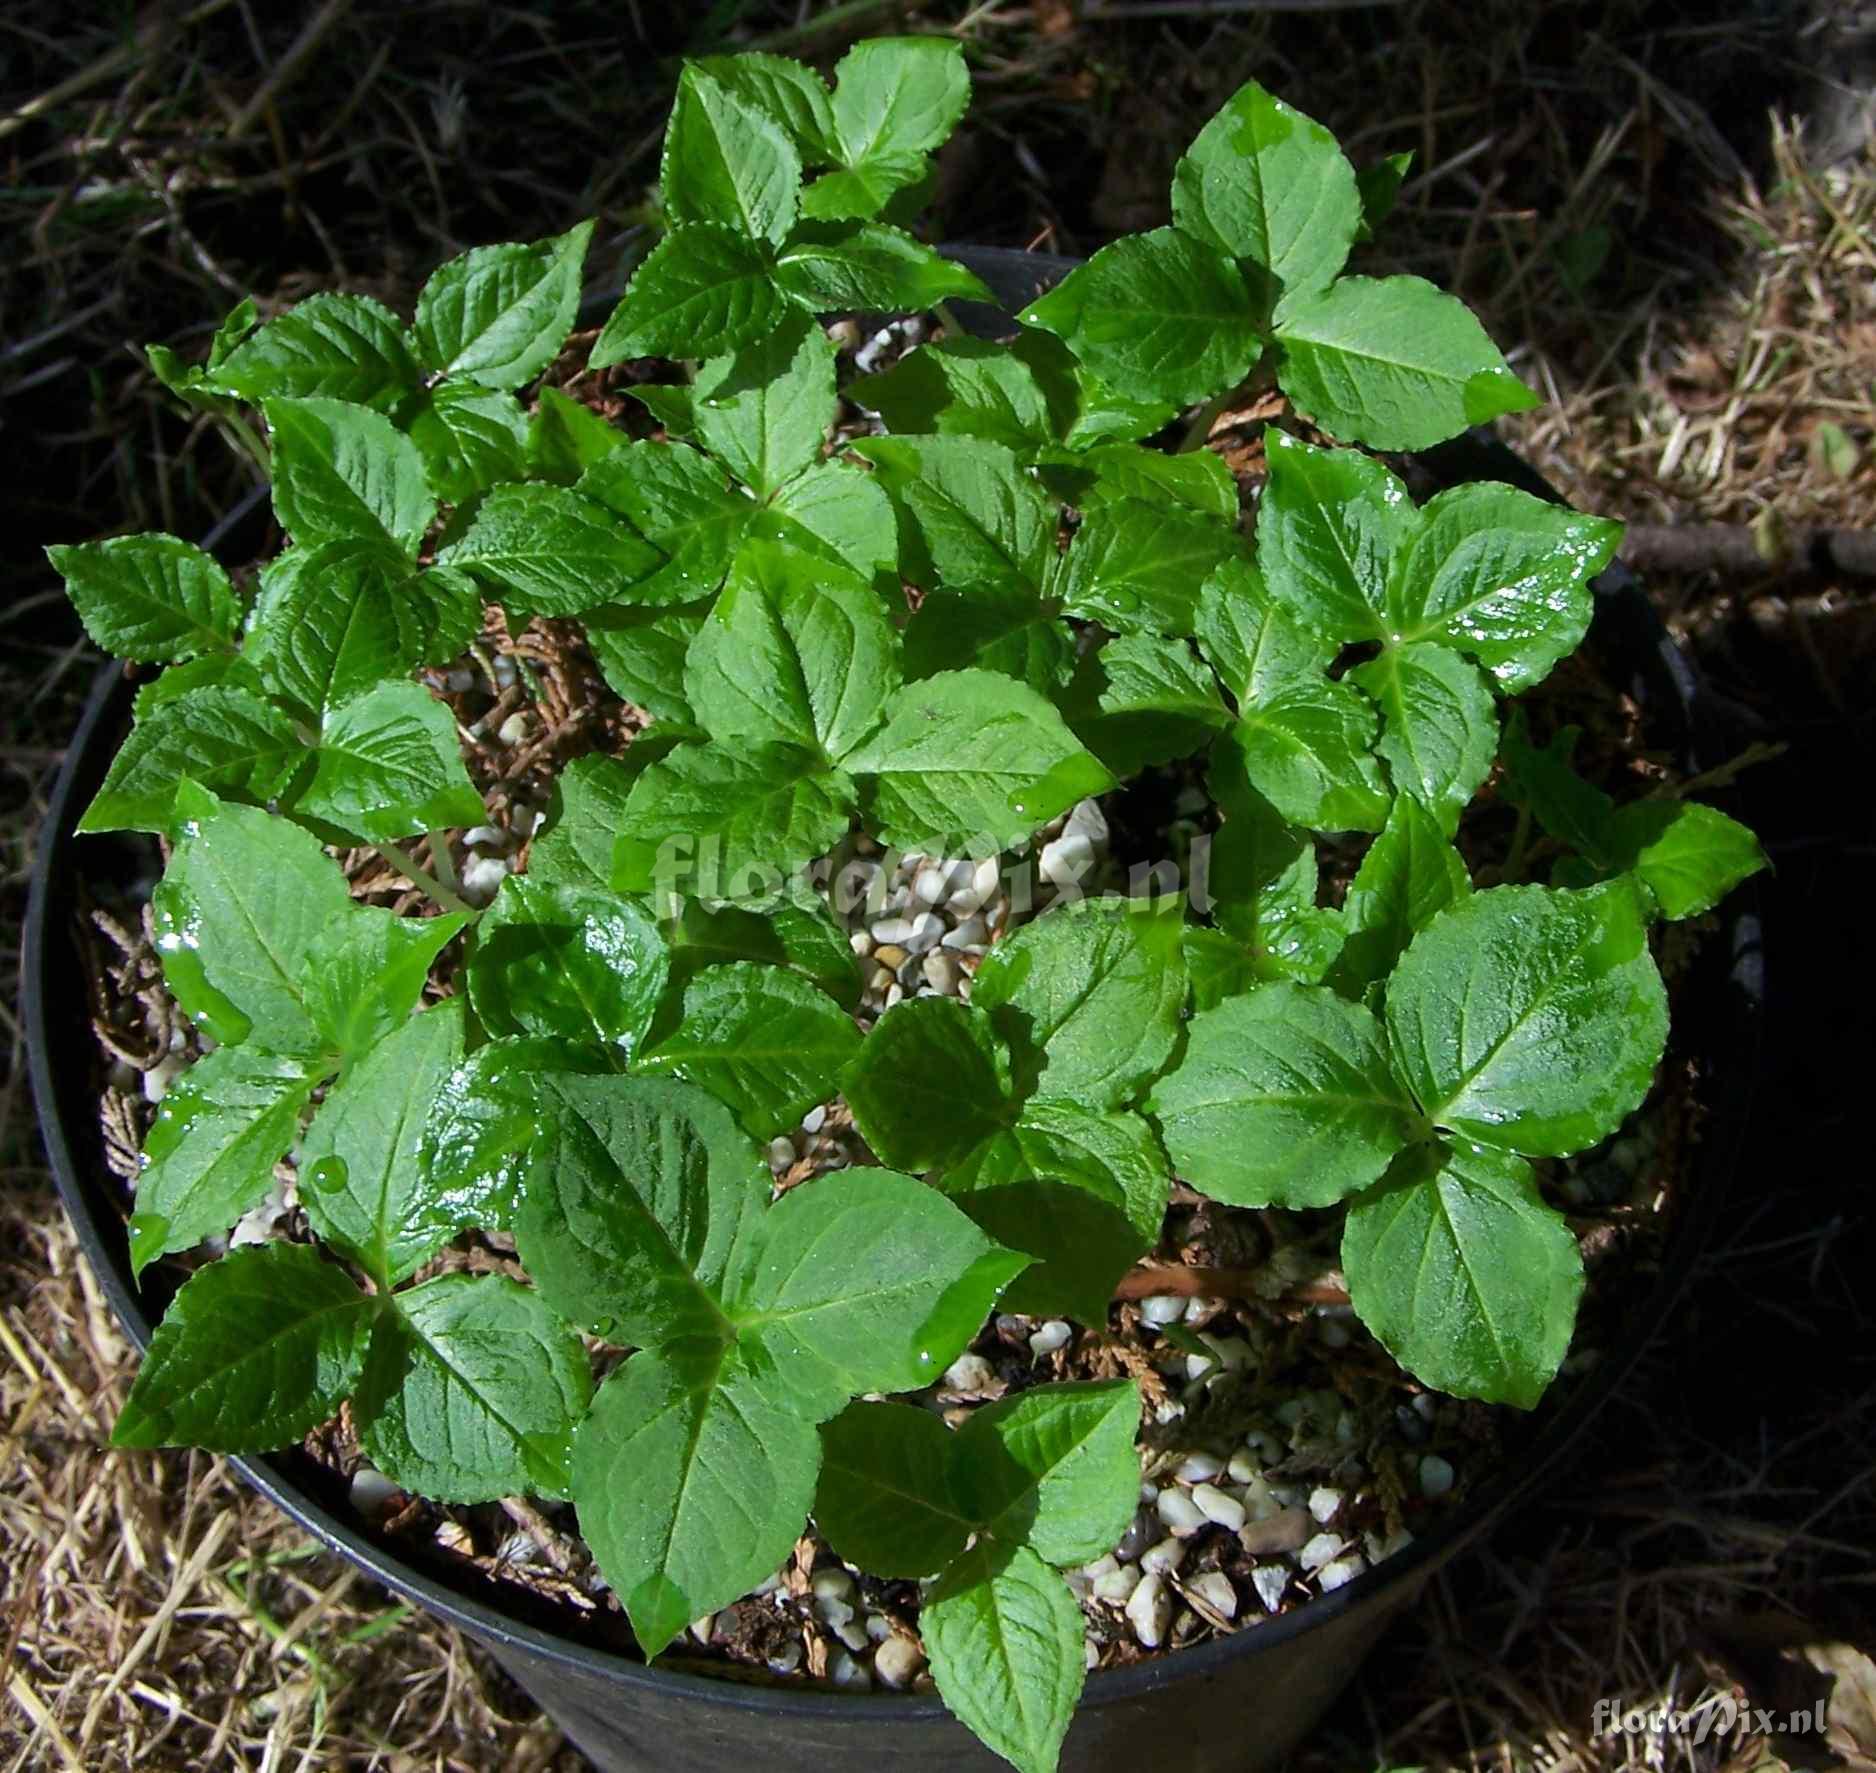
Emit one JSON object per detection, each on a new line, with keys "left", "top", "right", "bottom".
{"left": 4, "top": 2, "right": 1874, "bottom": 1769}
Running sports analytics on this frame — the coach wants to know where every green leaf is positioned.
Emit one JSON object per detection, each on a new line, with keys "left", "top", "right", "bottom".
{"left": 418, "top": 1037, "right": 612, "bottom": 1233}
{"left": 1194, "top": 554, "right": 1338, "bottom": 707}
{"left": 1355, "top": 150, "right": 1414, "bottom": 241}
{"left": 1352, "top": 642, "right": 1499, "bottom": 834}
{"left": 81, "top": 688, "right": 306, "bottom": 836}
{"left": 527, "top": 385, "right": 624, "bottom": 482}
{"left": 842, "top": 996, "right": 1019, "bottom": 1172}
{"left": 152, "top": 785, "right": 353, "bottom": 1050}
{"left": 816, "top": 1401, "right": 972, "bottom": 1577}
{"left": 853, "top": 435, "right": 1055, "bottom": 597}
{"left": 402, "top": 381, "right": 530, "bottom": 504}
{"left": 846, "top": 670, "right": 1112, "bottom": 854}
{"left": 413, "top": 221, "right": 593, "bottom": 389}
{"left": 683, "top": 541, "right": 898, "bottom": 763}
{"left": 1384, "top": 882, "right": 1668, "bottom": 1157}
{"left": 797, "top": 151, "right": 932, "bottom": 223}
{"left": 692, "top": 53, "right": 836, "bottom": 160}
{"left": 590, "top": 224, "right": 786, "bottom": 366}
{"left": 1497, "top": 711, "right": 1617, "bottom": 865}
{"left": 436, "top": 482, "right": 664, "bottom": 617}
{"left": 1150, "top": 982, "right": 1418, "bottom": 1208}
{"left": 578, "top": 440, "right": 753, "bottom": 605}
{"left": 903, "top": 588, "right": 1077, "bottom": 696}
{"left": 681, "top": 312, "right": 837, "bottom": 499}
{"left": 850, "top": 335, "right": 1063, "bottom": 451}
{"left": 112, "top": 1243, "right": 374, "bottom": 1451}
{"left": 667, "top": 888, "right": 862, "bottom": 1010}
{"left": 529, "top": 754, "right": 640, "bottom": 892}
{"left": 357, "top": 1272, "right": 592, "bottom": 1501}
{"left": 1042, "top": 440, "right": 1238, "bottom": 522}
{"left": 1327, "top": 794, "right": 1471, "bottom": 1000}
{"left": 265, "top": 396, "right": 435, "bottom": 556}
{"left": 467, "top": 878, "right": 670, "bottom": 1059}
{"left": 1063, "top": 632, "right": 1230, "bottom": 779}
{"left": 728, "top": 1165, "right": 1025, "bottom": 1396}
{"left": 661, "top": 65, "right": 800, "bottom": 246}
{"left": 517, "top": 1074, "right": 761, "bottom": 1344}
{"left": 212, "top": 292, "right": 419, "bottom": 408}
{"left": 243, "top": 538, "right": 461, "bottom": 721}
{"left": 829, "top": 36, "right": 970, "bottom": 165}
{"left": 611, "top": 740, "right": 855, "bottom": 897}
{"left": 1608, "top": 799, "right": 1767, "bottom": 921}
{"left": 1019, "top": 227, "right": 1262, "bottom": 408}
{"left": 973, "top": 898, "right": 1187, "bottom": 1111}
{"left": 637, "top": 961, "right": 860, "bottom": 1139}
{"left": 923, "top": 1542, "right": 1084, "bottom": 1773}
{"left": 759, "top": 458, "right": 899, "bottom": 586}
{"left": 572, "top": 1337, "right": 820, "bottom": 1661}
{"left": 131, "top": 652, "right": 269, "bottom": 716}
{"left": 1170, "top": 80, "right": 1359, "bottom": 325}
{"left": 1343, "top": 1139, "right": 1582, "bottom": 1409}
{"left": 776, "top": 220, "right": 992, "bottom": 313}
{"left": 1383, "top": 482, "right": 1623, "bottom": 692}
{"left": 585, "top": 603, "right": 708, "bottom": 729}
{"left": 1273, "top": 274, "right": 1540, "bottom": 450}
{"left": 293, "top": 680, "right": 484, "bottom": 842}
{"left": 1255, "top": 429, "right": 1413, "bottom": 644}
{"left": 128, "top": 1046, "right": 318, "bottom": 1276}
{"left": 49, "top": 534, "right": 241, "bottom": 662}
{"left": 297, "top": 999, "right": 466, "bottom": 1285}
{"left": 1056, "top": 497, "right": 1238, "bottom": 637}
{"left": 1205, "top": 740, "right": 1337, "bottom": 963}
{"left": 961, "top": 1379, "right": 1141, "bottom": 1564}
{"left": 299, "top": 906, "right": 468, "bottom": 1067}
{"left": 1232, "top": 678, "right": 1390, "bottom": 832}
{"left": 941, "top": 1104, "right": 1168, "bottom": 1324}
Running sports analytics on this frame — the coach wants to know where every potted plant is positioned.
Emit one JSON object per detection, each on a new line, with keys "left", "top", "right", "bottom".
{"left": 29, "top": 37, "right": 1768, "bottom": 1773}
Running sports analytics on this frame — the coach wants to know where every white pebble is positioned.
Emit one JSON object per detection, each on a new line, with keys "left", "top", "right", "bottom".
{"left": 1156, "top": 1489, "right": 1208, "bottom": 1536}
{"left": 1227, "top": 1450, "right": 1259, "bottom": 1485}
{"left": 1183, "top": 1294, "right": 1218, "bottom": 1324}
{"left": 800, "top": 1105, "right": 827, "bottom": 1135}
{"left": 901, "top": 911, "right": 945, "bottom": 954}
{"left": 848, "top": 930, "right": 874, "bottom": 957}
{"left": 1411, "top": 1392, "right": 1439, "bottom": 1423}
{"left": 1245, "top": 1428, "right": 1284, "bottom": 1465}
{"left": 1138, "top": 1294, "right": 1186, "bottom": 1327}
{"left": 1124, "top": 1572, "right": 1172, "bottom": 1647}
{"left": 943, "top": 1353, "right": 995, "bottom": 1393}
{"left": 1419, "top": 1454, "right": 1455, "bottom": 1498}
{"left": 1064, "top": 797, "right": 1109, "bottom": 845}
{"left": 1317, "top": 1555, "right": 1366, "bottom": 1592}
{"left": 1093, "top": 1564, "right": 1141, "bottom": 1605}
{"left": 1188, "top": 1571, "right": 1239, "bottom": 1620}
{"left": 883, "top": 982, "right": 904, "bottom": 1008}
{"left": 1299, "top": 1533, "right": 1346, "bottom": 1573}
{"left": 1039, "top": 831, "right": 1096, "bottom": 890}
{"left": 834, "top": 1614, "right": 870, "bottom": 1653}
{"left": 349, "top": 1466, "right": 401, "bottom": 1515}
{"left": 459, "top": 854, "right": 510, "bottom": 904}
{"left": 871, "top": 915, "right": 915, "bottom": 944}
{"left": 462, "top": 823, "right": 507, "bottom": 850}
{"left": 922, "top": 950, "right": 959, "bottom": 993}
{"left": 1175, "top": 1451, "right": 1223, "bottom": 1484}
{"left": 767, "top": 1136, "right": 797, "bottom": 1174}
{"left": 767, "top": 1641, "right": 803, "bottom": 1675}
{"left": 444, "top": 667, "right": 475, "bottom": 692}
{"left": 1139, "top": 1537, "right": 1186, "bottom": 1576}
{"left": 814, "top": 1595, "right": 854, "bottom": 1631}
{"left": 828, "top": 1648, "right": 871, "bottom": 1691}
{"left": 941, "top": 913, "right": 987, "bottom": 949}
{"left": 1078, "top": 1554, "right": 1118, "bottom": 1580}
{"left": 1251, "top": 1565, "right": 1289, "bottom": 1613}
{"left": 1029, "top": 1320, "right": 1072, "bottom": 1358}
{"left": 873, "top": 1635, "right": 924, "bottom": 1689}
{"left": 811, "top": 1568, "right": 855, "bottom": 1603}
{"left": 496, "top": 711, "right": 533, "bottom": 746}
{"left": 141, "top": 1052, "right": 186, "bottom": 1103}
{"left": 1308, "top": 1487, "right": 1344, "bottom": 1524}
{"left": 912, "top": 864, "right": 951, "bottom": 906}
{"left": 1191, "top": 1484, "right": 1246, "bottom": 1532}
{"left": 690, "top": 1614, "right": 715, "bottom": 1644}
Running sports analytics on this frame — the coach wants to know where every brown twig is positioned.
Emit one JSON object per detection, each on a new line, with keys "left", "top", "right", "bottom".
{"left": 1114, "top": 1262, "right": 1350, "bottom": 1308}
{"left": 1622, "top": 521, "right": 1876, "bottom": 580}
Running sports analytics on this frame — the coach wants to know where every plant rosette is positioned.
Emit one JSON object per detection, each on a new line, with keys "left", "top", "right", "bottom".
{"left": 48, "top": 38, "right": 1768, "bottom": 1773}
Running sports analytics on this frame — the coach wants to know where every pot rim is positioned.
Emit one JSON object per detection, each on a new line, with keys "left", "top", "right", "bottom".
{"left": 23, "top": 248, "right": 1765, "bottom": 1720}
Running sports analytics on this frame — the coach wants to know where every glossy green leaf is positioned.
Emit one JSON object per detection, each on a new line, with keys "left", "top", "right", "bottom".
{"left": 527, "top": 385, "right": 625, "bottom": 482}
{"left": 293, "top": 680, "right": 484, "bottom": 842}
{"left": 1352, "top": 641, "right": 1499, "bottom": 834}
{"left": 1170, "top": 80, "right": 1359, "bottom": 324}
{"left": 585, "top": 603, "right": 708, "bottom": 729}
{"left": 1044, "top": 440, "right": 1237, "bottom": 522}
{"left": 816, "top": 1401, "right": 972, "bottom": 1576}
{"left": 1343, "top": 1139, "right": 1582, "bottom": 1408}
{"left": 1231, "top": 678, "right": 1390, "bottom": 831}
{"left": 413, "top": 221, "right": 593, "bottom": 389}
{"left": 265, "top": 396, "right": 435, "bottom": 556}
{"left": 357, "top": 1272, "right": 592, "bottom": 1501}
{"left": 468, "top": 877, "right": 670, "bottom": 1059}
{"left": 213, "top": 291, "right": 418, "bottom": 408}
{"left": 846, "top": 669, "right": 1112, "bottom": 854}
{"left": 49, "top": 534, "right": 241, "bottom": 663}
{"left": 850, "top": 335, "right": 1064, "bottom": 451}
{"left": 1150, "top": 982, "right": 1419, "bottom": 1208}
{"left": 297, "top": 999, "right": 466, "bottom": 1285}
{"left": 666, "top": 889, "right": 862, "bottom": 1011}
{"left": 1384, "top": 882, "right": 1668, "bottom": 1156}
{"left": 128, "top": 1045, "right": 318, "bottom": 1276}
{"left": 759, "top": 457, "right": 898, "bottom": 586}
{"left": 578, "top": 440, "right": 753, "bottom": 605}
{"left": 112, "top": 1243, "right": 374, "bottom": 1450}
{"left": 637, "top": 961, "right": 860, "bottom": 1138}
{"left": 661, "top": 65, "right": 800, "bottom": 245}
{"left": 402, "top": 381, "right": 530, "bottom": 503}
{"left": 842, "top": 996, "right": 1019, "bottom": 1173}
{"left": 591, "top": 224, "right": 787, "bottom": 366}
{"left": 903, "top": 588, "right": 1077, "bottom": 695}
{"left": 687, "top": 312, "right": 836, "bottom": 498}
{"left": 1273, "top": 274, "right": 1539, "bottom": 451}
{"left": 1055, "top": 497, "right": 1239, "bottom": 636}
{"left": 1327, "top": 793, "right": 1471, "bottom": 999}
{"left": 776, "top": 220, "right": 992, "bottom": 313}
{"left": 1063, "top": 632, "right": 1230, "bottom": 778}
{"left": 1193, "top": 554, "right": 1338, "bottom": 707}
{"left": 1608, "top": 799, "right": 1767, "bottom": 921}
{"left": 528, "top": 754, "right": 640, "bottom": 892}
{"left": 693, "top": 52, "right": 835, "bottom": 159}
{"left": 829, "top": 36, "right": 970, "bottom": 165}
{"left": 1497, "top": 711, "right": 1617, "bottom": 865}
{"left": 797, "top": 152, "right": 930, "bottom": 223}
{"left": 1355, "top": 150, "right": 1413, "bottom": 240}
{"left": 299, "top": 906, "right": 468, "bottom": 1066}
{"left": 436, "top": 482, "right": 664, "bottom": 617}
{"left": 1383, "top": 481, "right": 1623, "bottom": 692}
{"left": 1019, "top": 227, "right": 1262, "bottom": 408}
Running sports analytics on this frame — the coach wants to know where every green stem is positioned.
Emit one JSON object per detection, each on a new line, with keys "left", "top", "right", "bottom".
{"left": 370, "top": 841, "right": 475, "bottom": 917}
{"left": 1501, "top": 804, "right": 1533, "bottom": 885}
{"left": 1176, "top": 391, "right": 1232, "bottom": 453}
{"left": 426, "top": 828, "right": 461, "bottom": 897}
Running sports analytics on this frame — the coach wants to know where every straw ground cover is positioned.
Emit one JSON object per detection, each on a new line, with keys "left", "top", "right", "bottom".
{"left": 4, "top": 2, "right": 1872, "bottom": 1767}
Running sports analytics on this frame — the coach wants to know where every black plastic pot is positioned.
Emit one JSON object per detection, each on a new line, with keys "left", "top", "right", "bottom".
{"left": 25, "top": 248, "right": 1764, "bottom": 1773}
